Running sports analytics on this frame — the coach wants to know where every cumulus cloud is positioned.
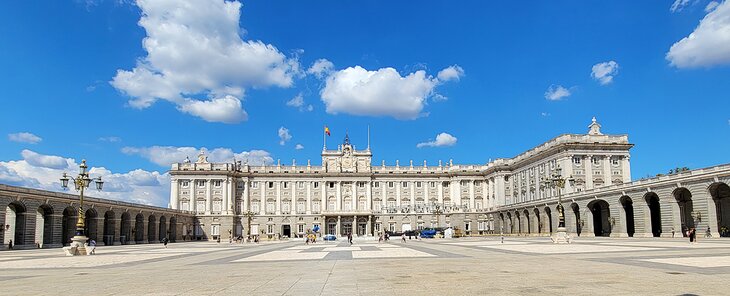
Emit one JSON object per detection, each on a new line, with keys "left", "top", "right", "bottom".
{"left": 319, "top": 65, "right": 462, "bottom": 120}
{"left": 544, "top": 85, "right": 571, "bottom": 101}
{"left": 706, "top": 1, "right": 720, "bottom": 12}
{"left": 278, "top": 127, "right": 292, "bottom": 145}
{"left": 416, "top": 132, "right": 458, "bottom": 148}
{"left": 122, "top": 146, "right": 274, "bottom": 167}
{"left": 286, "top": 93, "right": 313, "bottom": 112}
{"left": 307, "top": 59, "right": 334, "bottom": 78}
{"left": 670, "top": 0, "right": 694, "bottom": 12}
{"left": 667, "top": 1, "right": 730, "bottom": 68}
{"left": 295, "top": 144, "right": 304, "bottom": 150}
{"left": 8, "top": 132, "right": 42, "bottom": 144}
{"left": 110, "top": 0, "right": 299, "bottom": 123}
{"left": 0, "top": 150, "right": 170, "bottom": 206}
{"left": 591, "top": 61, "right": 619, "bottom": 85}
{"left": 21, "top": 149, "right": 71, "bottom": 170}
{"left": 437, "top": 65, "right": 465, "bottom": 82}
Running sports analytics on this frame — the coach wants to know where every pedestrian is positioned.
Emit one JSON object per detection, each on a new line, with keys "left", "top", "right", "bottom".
{"left": 689, "top": 227, "right": 695, "bottom": 244}
{"left": 401, "top": 233, "right": 406, "bottom": 243}
{"left": 348, "top": 233, "right": 353, "bottom": 245}
{"left": 89, "top": 239, "right": 97, "bottom": 255}
{"left": 162, "top": 237, "right": 169, "bottom": 248}
{"left": 216, "top": 236, "right": 221, "bottom": 244}
{"left": 671, "top": 227, "right": 675, "bottom": 238}
{"left": 378, "top": 234, "right": 383, "bottom": 243}
{"left": 706, "top": 227, "right": 712, "bottom": 238}
{"left": 8, "top": 239, "right": 12, "bottom": 250}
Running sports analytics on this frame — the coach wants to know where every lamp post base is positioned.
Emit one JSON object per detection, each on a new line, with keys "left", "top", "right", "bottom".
{"left": 62, "top": 235, "right": 90, "bottom": 256}
{"left": 552, "top": 227, "right": 570, "bottom": 244}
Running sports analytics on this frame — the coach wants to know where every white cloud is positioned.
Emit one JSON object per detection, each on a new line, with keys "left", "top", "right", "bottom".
{"left": 295, "top": 144, "right": 304, "bottom": 150}
{"left": 320, "top": 65, "right": 462, "bottom": 120}
{"left": 278, "top": 127, "right": 292, "bottom": 145}
{"left": 178, "top": 95, "right": 248, "bottom": 123}
{"left": 8, "top": 132, "right": 42, "bottom": 144}
{"left": 670, "top": 0, "right": 694, "bottom": 12}
{"left": 437, "top": 65, "right": 465, "bottom": 82}
{"left": 416, "top": 132, "right": 458, "bottom": 148}
{"left": 307, "top": 58, "right": 334, "bottom": 78}
{"left": 667, "top": 1, "right": 730, "bottom": 68}
{"left": 541, "top": 112, "right": 551, "bottom": 117}
{"left": 591, "top": 61, "right": 619, "bottom": 85}
{"left": 122, "top": 146, "right": 274, "bottom": 167}
{"left": 286, "top": 93, "right": 313, "bottom": 112}
{"left": 706, "top": 1, "right": 720, "bottom": 12}
{"left": 544, "top": 85, "right": 571, "bottom": 101}
{"left": 1, "top": 150, "right": 170, "bottom": 206}
{"left": 110, "top": 0, "right": 299, "bottom": 123}
{"left": 21, "top": 149, "right": 71, "bottom": 170}
{"left": 98, "top": 136, "right": 122, "bottom": 142}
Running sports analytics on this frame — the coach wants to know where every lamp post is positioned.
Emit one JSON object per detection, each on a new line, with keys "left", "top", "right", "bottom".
{"left": 540, "top": 166, "right": 574, "bottom": 244}
{"left": 242, "top": 210, "right": 256, "bottom": 240}
{"left": 60, "top": 159, "right": 104, "bottom": 255}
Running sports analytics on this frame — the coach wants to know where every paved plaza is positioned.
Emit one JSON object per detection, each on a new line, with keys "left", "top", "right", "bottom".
{"left": 2, "top": 237, "right": 730, "bottom": 295}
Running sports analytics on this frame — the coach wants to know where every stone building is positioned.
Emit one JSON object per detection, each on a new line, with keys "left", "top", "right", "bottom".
{"left": 170, "top": 118, "right": 650, "bottom": 241}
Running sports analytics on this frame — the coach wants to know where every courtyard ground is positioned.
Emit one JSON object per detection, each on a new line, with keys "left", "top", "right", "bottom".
{"left": 1, "top": 236, "right": 728, "bottom": 295}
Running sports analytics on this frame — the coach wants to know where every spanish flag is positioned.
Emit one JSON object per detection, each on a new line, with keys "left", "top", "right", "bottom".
{"left": 324, "top": 126, "right": 331, "bottom": 136}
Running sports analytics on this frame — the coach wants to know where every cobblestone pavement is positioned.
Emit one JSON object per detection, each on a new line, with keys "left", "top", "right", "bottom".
{"left": 2, "top": 236, "right": 729, "bottom": 295}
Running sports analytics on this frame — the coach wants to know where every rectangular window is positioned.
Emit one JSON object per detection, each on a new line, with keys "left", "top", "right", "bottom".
{"left": 268, "top": 182, "right": 274, "bottom": 189}
{"left": 375, "top": 223, "right": 381, "bottom": 232}
{"left": 298, "top": 182, "right": 304, "bottom": 189}
{"left": 389, "top": 223, "right": 396, "bottom": 232}
{"left": 297, "top": 201, "right": 305, "bottom": 213}
{"left": 283, "top": 182, "right": 288, "bottom": 189}
{"left": 443, "top": 182, "right": 449, "bottom": 188}
{"left": 329, "top": 182, "right": 335, "bottom": 188}
{"left": 592, "top": 157, "right": 600, "bottom": 165}
{"left": 612, "top": 158, "right": 620, "bottom": 166}
{"left": 251, "top": 201, "right": 259, "bottom": 213}
{"left": 388, "top": 182, "right": 394, "bottom": 188}
{"left": 430, "top": 181, "right": 436, "bottom": 188}
{"left": 267, "top": 225, "right": 274, "bottom": 234}
{"left": 402, "top": 182, "right": 408, "bottom": 188}
{"left": 213, "top": 180, "right": 221, "bottom": 187}
{"left": 573, "top": 157, "right": 581, "bottom": 165}
{"left": 196, "top": 200, "right": 205, "bottom": 214}
{"left": 312, "top": 201, "right": 321, "bottom": 213}
{"left": 313, "top": 182, "right": 319, "bottom": 188}
{"left": 212, "top": 200, "right": 221, "bottom": 213}
{"left": 358, "top": 182, "right": 364, "bottom": 188}
{"left": 298, "top": 224, "right": 304, "bottom": 233}
{"left": 181, "top": 181, "right": 189, "bottom": 188}
{"left": 328, "top": 200, "right": 335, "bottom": 211}
{"left": 212, "top": 225, "right": 220, "bottom": 236}
{"left": 266, "top": 201, "right": 275, "bottom": 214}
{"left": 474, "top": 180, "right": 481, "bottom": 186}
{"left": 416, "top": 181, "right": 422, "bottom": 188}
{"left": 237, "top": 182, "right": 244, "bottom": 189}
{"left": 374, "top": 182, "right": 380, "bottom": 188}
{"left": 282, "top": 201, "right": 290, "bottom": 213}
{"left": 252, "top": 182, "right": 259, "bottom": 189}
{"left": 197, "top": 180, "right": 206, "bottom": 187}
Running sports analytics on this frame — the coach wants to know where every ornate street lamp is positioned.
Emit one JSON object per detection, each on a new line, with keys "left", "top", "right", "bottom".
{"left": 242, "top": 210, "right": 256, "bottom": 239}
{"left": 60, "top": 159, "right": 103, "bottom": 255}
{"left": 540, "top": 166, "right": 574, "bottom": 244}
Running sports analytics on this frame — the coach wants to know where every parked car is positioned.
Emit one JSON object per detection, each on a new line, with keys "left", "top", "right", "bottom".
{"left": 323, "top": 234, "right": 337, "bottom": 241}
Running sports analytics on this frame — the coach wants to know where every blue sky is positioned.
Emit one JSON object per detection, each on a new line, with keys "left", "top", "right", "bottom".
{"left": 1, "top": 0, "right": 729, "bottom": 207}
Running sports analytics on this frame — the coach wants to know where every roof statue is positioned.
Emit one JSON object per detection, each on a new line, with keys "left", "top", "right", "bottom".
{"left": 183, "top": 156, "right": 191, "bottom": 164}
{"left": 343, "top": 133, "right": 351, "bottom": 146}
{"left": 196, "top": 150, "right": 208, "bottom": 164}
{"left": 588, "top": 116, "right": 603, "bottom": 135}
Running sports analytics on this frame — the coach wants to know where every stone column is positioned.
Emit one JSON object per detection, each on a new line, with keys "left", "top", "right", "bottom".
{"left": 469, "top": 180, "right": 475, "bottom": 211}
{"left": 243, "top": 180, "right": 249, "bottom": 213}
{"left": 276, "top": 181, "right": 281, "bottom": 215}
{"left": 437, "top": 182, "right": 443, "bottom": 204}
{"left": 336, "top": 181, "right": 342, "bottom": 212}
{"left": 410, "top": 181, "right": 416, "bottom": 213}
{"left": 170, "top": 178, "right": 179, "bottom": 209}
{"left": 585, "top": 156, "right": 594, "bottom": 189}
{"left": 205, "top": 179, "right": 212, "bottom": 215}
{"left": 291, "top": 181, "right": 297, "bottom": 215}
{"left": 222, "top": 178, "right": 229, "bottom": 215}
{"left": 396, "top": 182, "right": 401, "bottom": 207}
{"left": 190, "top": 179, "right": 197, "bottom": 213}
{"left": 306, "top": 181, "right": 312, "bottom": 214}
{"left": 112, "top": 218, "right": 122, "bottom": 245}
{"left": 259, "top": 183, "right": 266, "bottom": 216}
{"left": 141, "top": 217, "right": 149, "bottom": 244}
{"left": 336, "top": 215, "right": 341, "bottom": 237}
{"left": 95, "top": 217, "right": 106, "bottom": 246}
{"left": 622, "top": 155, "right": 632, "bottom": 183}
{"left": 366, "top": 181, "right": 372, "bottom": 211}
{"left": 367, "top": 215, "right": 372, "bottom": 236}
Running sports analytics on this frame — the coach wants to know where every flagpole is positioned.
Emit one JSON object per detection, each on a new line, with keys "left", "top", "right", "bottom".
{"left": 323, "top": 125, "right": 326, "bottom": 151}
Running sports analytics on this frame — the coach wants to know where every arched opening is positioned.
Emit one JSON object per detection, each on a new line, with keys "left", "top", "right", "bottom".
{"left": 673, "top": 187, "right": 694, "bottom": 233}
{"left": 85, "top": 208, "right": 98, "bottom": 243}
{"left": 571, "top": 203, "right": 581, "bottom": 236}
{"left": 645, "top": 192, "right": 662, "bottom": 237}
{"left": 514, "top": 212, "right": 521, "bottom": 234}
{"left": 620, "top": 196, "right": 635, "bottom": 237}
{"left": 103, "top": 211, "right": 115, "bottom": 245}
{"left": 148, "top": 215, "right": 157, "bottom": 242}
{"left": 533, "top": 208, "right": 542, "bottom": 234}
{"left": 35, "top": 204, "right": 54, "bottom": 248}
{"left": 120, "top": 212, "right": 131, "bottom": 245}
{"left": 710, "top": 182, "right": 730, "bottom": 237}
{"left": 588, "top": 200, "right": 611, "bottom": 237}
{"left": 523, "top": 209, "right": 531, "bottom": 234}
{"left": 499, "top": 213, "right": 505, "bottom": 233}
{"left": 544, "top": 207, "right": 553, "bottom": 233}
{"left": 506, "top": 213, "right": 513, "bottom": 233}
{"left": 169, "top": 217, "right": 177, "bottom": 242}
{"left": 4, "top": 201, "right": 27, "bottom": 247}
{"left": 62, "top": 207, "right": 77, "bottom": 246}
{"left": 135, "top": 214, "right": 144, "bottom": 243}
{"left": 158, "top": 216, "right": 167, "bottom": 241}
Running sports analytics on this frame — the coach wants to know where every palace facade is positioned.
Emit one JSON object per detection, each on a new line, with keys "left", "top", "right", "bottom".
{"left": 169, "top": 118, "right": 649, "bottom": 240}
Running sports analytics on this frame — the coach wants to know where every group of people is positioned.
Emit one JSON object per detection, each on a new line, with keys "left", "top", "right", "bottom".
{"left": 304, "top": 233, "right": 317, "bottom": 244}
